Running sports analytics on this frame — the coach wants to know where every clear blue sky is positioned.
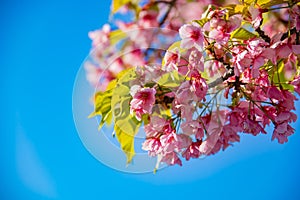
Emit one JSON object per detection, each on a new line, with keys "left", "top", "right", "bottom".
{"left": 1, "top": 0, "right": 300, "bottom": 199}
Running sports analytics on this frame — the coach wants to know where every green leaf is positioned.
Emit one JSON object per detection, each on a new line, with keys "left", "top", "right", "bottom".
{"left": 109, "top": 29, "right": 127, "bottom": 45}
{"left": 259, "top": 0, "right": 289, "bottom": 9}
{"left": 111, "top": 0, "right": 141, "bottom": 14}
{"left": 167, "top": 41, "right": 181, "bottom": 51}
{"left": 111, "top": 68, "right": 141, "bottom": 163}
{"left": 223, "top": 4, "right": 247, "bottom": 16}
{"left": 156, "top": 70, "right": 185, "bottom": 88}
{"left": 270, "top": 61, "right": 295, "bottom": 91}
{"left": 114, "top": 125, "right": 135, "bottom": 164}
{"left": 89, "top": 89, "right": 113, "bottom": 129}
{"left": 193, "top": 18, "right": 209, "bottom": 27}
{"left": 231, "top": 27, "right": 257, "bottom": 40}
{"left": 111, "top": 0, "right": 132, "bottom": 13}
{"left": 240, "top": 0, "right": 289, "bottom": 8}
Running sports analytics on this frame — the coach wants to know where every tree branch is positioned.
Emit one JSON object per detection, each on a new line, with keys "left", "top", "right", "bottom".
{"left": 256, "top": 26, "right": 271, "bottom": 44}
{"left": 208, "top": 67, "right": 234, "bottom": 88}
{"left": 158, "top": 0, "right": 177, "bottom": 26}
{"left": 280, "top": 27, "right": 297, "bottom": 41}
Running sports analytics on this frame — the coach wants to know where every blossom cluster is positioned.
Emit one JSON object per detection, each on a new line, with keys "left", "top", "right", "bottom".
{"left": 127, "top": 4, "right": 300, "bottom": 166}
{"left": 87, "top": 0, "right": 300, "bottom": 167}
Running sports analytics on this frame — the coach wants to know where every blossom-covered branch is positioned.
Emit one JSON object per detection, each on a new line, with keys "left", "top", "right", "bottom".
{"left": 86, "top": 0, "right": 300, "bottom": 170}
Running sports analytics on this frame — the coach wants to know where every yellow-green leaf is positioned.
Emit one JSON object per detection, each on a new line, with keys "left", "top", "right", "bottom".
{"left": 114, "top": 125, "right": 135, "bottom": 164}
{"left": 270, "top": 61, "right": 295, "bottom": 91}
{"left": 109, "top": 29, "right": 127, "bottom": 45}
{"left": 111, "top": 0, "right": 132, "bottom": 13}
{"left": 156, "top": 70, "right": 185, "bottom": 87}
{"left": 231, "top": 27, "right": 257, "bottom": 40}
{"left": 259, "top": 0, "right": 289, "bottom": 9}
{"left": 89, "top": 89, "right": 114, "bottom": 129}
{"left": 240, "top": 0, "right": 289, "bottom": 8}
{"left": 193, "top": 18, "right": 209, "bottom": 27}
{"left": 223, "top": 4, "right": 247, "bottom": 16}
{"left": 111, "top": 68, "right": 141, "bottom": 163}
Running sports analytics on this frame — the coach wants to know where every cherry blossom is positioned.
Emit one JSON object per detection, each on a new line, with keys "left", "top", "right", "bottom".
{"left": 179, "top": 23, "right": 204, "bottom": 51}
{"left": 130, "top": 87, "right": 156, "bottom": 121}
{"left": 87, "top": 0, "right": 300, "bottom": 168}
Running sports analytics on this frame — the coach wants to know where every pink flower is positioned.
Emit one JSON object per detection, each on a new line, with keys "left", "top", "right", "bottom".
{"left": 291, "top": 75, "right": 300, "bottom": 95}
{"left": 84, "top": 62, "right": 114, "bottom": 91}
{"left": 221, "top": 125, "right": 240, "bottom": 150}
{"left": 231, "top": 47, "right": 252, "bottom": 76}
{"left": 160, "top": 130, "right": 181, "bottom": 153}
{"left": 275, "top": 111, "right": 297, "bottom": 124}
{"left": 272, "top": 123, "right": 295, "bottom": 144}
{"left": 138, "top": 9, "right": 159, "bottom": 28}
{"left": 163, "top": 48, "right": 180, "bottom": 72}
{"left": 142, "top": 138, "right": 163, "bottom": 156}
{"left": 188, "top": 50, "right": 204, "bottom": 72}
{"left": 179, "top": 23, "right": 204, "bottom": 51}
{"left": 144, "top": 116, "right": 172, "bottom": 137}
{"left": 204, "top": 60, "right": 225, "bottom": 77}
{"left": 108, "top": 58, "right": 124, "bottom": 75}
{"left": 161, "top": 152, "right": 182, "bottom": 166}
{"left": 181, "top": 120, "right": 204, "bottom": 140}
{"left": 130, "top": 87, "right": 156, "bottom": 121}
{"left": 278, "top": 90, "right": 297, "bottom": 111}
{"left": 208, "top": 28, "right": 230, "bottom": 47}
{"left": 267, "top": 86, "right": 284, "bottom": 100}
{"left": 243, "top": 118, "right": 266, "bottom": 136}
{"left": 291, "top": 4, "right": 300, "bottom": 31}
{"left": 249, "top": 6, "right": 263, "bottom": 29}
{"left": 182, "top": 141, "right": 202, "bottom": 161}
{"left": 276, "top": 44, "right": 300, "bottom": 60}
{"left": 172, "top": 98, "right": 196, "bottom": 122}
{"left": 175, "top": 81, "right": 194, "bottom": 104}
{"left": 88, "top": 24, "right": 111, "bottom": 47}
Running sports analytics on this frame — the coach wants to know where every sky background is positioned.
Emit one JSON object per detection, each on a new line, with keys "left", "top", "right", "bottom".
{"left": 1, "top": 0, "right": 300, "bottom": 199}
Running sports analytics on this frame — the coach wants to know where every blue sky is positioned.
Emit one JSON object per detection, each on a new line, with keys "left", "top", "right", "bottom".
{"left": 1, "top": 0, "right": 300, "bottom": 199}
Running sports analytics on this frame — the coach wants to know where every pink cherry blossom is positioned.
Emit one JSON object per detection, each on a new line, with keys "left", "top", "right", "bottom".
{"left": 130, "top": 87, "right": 156, "bottom": 121}
{"left": 182, "top": 140, "right": 202, "bottom": 161}
{"left": 138, "top": 9, "right": 159, "bottom": 28}
{"left": 179, "top": 23, "right": 204, "bottom": 51}
{"left": 160, "top": 130, "right": 182, "bottom": 153}
{"left": 161, "top": 151, "right": 182, "bottom": 166}
{"left": 231, "top": 47, "right": 252, "bottom": 76}
{"left": 88, "top": 24, "right": 111, "bottom": 47}
{"left": 172, "top": 98, "right": 196, "bottom": 122}
{"left": 291, "top": 4, "right": 300, "bottom": 31}
{"left": 209, "top": 28, "right": 230, "bottom": 47}
{"left": 163, "top": 48, "right": 180, "bottom": 72}
{"left": 86, "top": 1, "right": 300, "bottom": 167}
{"left": 272, "top": 123, "right": 295, "bottom": 144}
{"left": 243, "top": 118, "right": 266, "bottom": 136}
{"left": 291, "top": 75, "right": 300, "bottom": 95}
{"left": 181, "top": 120, "right": 204, "bottom": 140}
{"left": 144, "top": 116, "right": 172, "bottom": 137}
{"left": 190, "top": 70, "right": 208, "bottom": 101}
{"left": 249, "top": 6, "right": 263, "bottom": 29}
{"left": 84, "top": 62, "right": 114, "bottom": 91}
{"left": 142, "top": 137, "right": 163, "bottom": 156}
{"left": 188, "top": 50, "right": 204, "bottom": 72}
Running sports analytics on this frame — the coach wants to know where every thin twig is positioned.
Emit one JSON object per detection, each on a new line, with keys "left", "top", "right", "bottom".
{"left": 280, "top": 27, "right": 297, "bottom": 41}
{"left": 159, "top": 0, "right": 177, "bottom": 26}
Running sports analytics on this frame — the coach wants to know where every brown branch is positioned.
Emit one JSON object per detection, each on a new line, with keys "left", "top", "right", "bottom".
{"left": 256, "top": 26, "right": 271, "bottom": 44}
{"left": 280, "top": 27, "right": 297, "bottom": 41}
{"left": 158, "top": 0, "right": 177, "bottom": 26}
